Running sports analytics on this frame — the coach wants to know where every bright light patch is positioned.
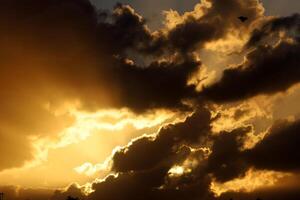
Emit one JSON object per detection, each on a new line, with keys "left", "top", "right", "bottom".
{"left": 74, "top": 163, "right": 107, "bottom": 177}
{"left": 163, "top": 0, "right": 211, "bottom": 30}
{"left": 168, "top": 165, "right": 191, "bottom": 177}
{"left": 210, "top": 169, "right": 290, "bottom": 197}
{"left": 0, "top": 102, "right": 181, "bottom": 188}
{"left": 31, "top": 105, "right": 177, "bottom": 167}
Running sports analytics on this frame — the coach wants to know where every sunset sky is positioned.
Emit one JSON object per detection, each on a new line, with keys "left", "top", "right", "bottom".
{"left": 0, "top": 0, "right": 300, "bottom": 200}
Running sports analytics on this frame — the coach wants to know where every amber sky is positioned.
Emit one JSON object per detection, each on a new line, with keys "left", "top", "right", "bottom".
{"left": 0, "top": 0, "right": 299, "bottom": 200}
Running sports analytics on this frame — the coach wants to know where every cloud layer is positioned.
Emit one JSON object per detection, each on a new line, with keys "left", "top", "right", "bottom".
{"left": 0, "top": 0, "right": 300, "bottom": 200}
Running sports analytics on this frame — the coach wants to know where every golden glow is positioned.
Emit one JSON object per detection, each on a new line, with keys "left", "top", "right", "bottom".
{"left": 168, "top": 147, "right": 211, "bottom": 178}
{"left": 32, "top": 106, "right": 177, "bottom": 166}
{"left": 211, "top": 101, "right": 272, "bottom": 133}
{"left": 0, "top": 102, "right": 179, "bottom": 188}
{"left": 188, "top": 65, "right": 217, "bottom": 92}
{"left": 163, "top": 0, "right": 211, "bottom": 30}
{"left": 0, "top": 1, "right": 298, "bottom": 198}
{"left": 204, "top": 30, "right": 247, "bottom": 53}
{"left": 74, "top": 163, "right": 107, "bottom": 177}
{"left": 210, "top": 169, "right": 290, "bottom": 197}
{"left": 168, "top": 166, "right": 187, "bottom": 177}
{"left": 74, "top": 145, "right": 122, "bottom": 177}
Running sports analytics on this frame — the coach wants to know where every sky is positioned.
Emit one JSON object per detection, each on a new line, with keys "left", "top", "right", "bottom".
{"left": 91, "top": 0, "right": 300, "bottom": 15}
{"left": 91, "top": 0, "right": 300, "bottom": 27}
{"left": 0, "top": 0, "right": 300, "bottom": 200}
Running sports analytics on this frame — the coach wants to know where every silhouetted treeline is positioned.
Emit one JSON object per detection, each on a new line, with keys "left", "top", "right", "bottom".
{"left": 66, "top": 196, "right": 80, "bottom": 200}
{"left": 230, "top": 198, "right": 262, "bottom": 200}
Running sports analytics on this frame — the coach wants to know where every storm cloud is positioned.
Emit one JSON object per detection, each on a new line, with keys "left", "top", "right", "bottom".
{"left": 81, "top": 117, "right": 300, "bottom": 200}
{"left": 202, "top": 14, "right": 300, "bottom": 102}
{"left": 87, "top": 107, "right": 215, "bottom": 200}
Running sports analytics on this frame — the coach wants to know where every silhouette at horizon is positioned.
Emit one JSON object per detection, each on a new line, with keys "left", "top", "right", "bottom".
{"left": 66, "top": 196, "right": 79, "bottom": 200}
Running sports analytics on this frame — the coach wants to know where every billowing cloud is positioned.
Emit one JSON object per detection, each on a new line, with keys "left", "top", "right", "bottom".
{"left": 218, "top": 181, "right": 300, "bottom": 200}
{"left": 165, "top": 0, "right": 264, "bottom": 52}
{"left": 111, "top": 107, "right": 212, "bottom": 173}
{"left": 245, "top": 119, "right": 300, "bottom": 172}
{"left": 208, "top": 118, "right": 300, "bottom": 182}
{"left": 202, "top": 14, "right": 300, "bottom": 102}
{"left": 86, "top": 107, "right": 215, "bottom": 200}
{"left": 64, "top": 115, "right": 300, "bottom": 200}
{"left": 247, "top": 13, "right": 300, "bottom": 47}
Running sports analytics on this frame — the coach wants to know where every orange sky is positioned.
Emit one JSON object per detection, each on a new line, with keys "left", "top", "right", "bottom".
{"left": 0, "top": 1, "right": 300, "bottom": 200}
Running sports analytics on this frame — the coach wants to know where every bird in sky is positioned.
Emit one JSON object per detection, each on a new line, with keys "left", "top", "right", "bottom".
{"left": 238, "top": 16, "right": 248, "bottom": 22}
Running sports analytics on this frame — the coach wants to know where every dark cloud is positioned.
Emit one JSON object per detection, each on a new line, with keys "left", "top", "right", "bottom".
{"left": 109, "top": 57, "right": 200, "bottom": 112}
{"left": 245, "top": 120, "right": 300, "bottom": 172}
{"left": 88, "top": 167, "right": 169, "bottom": 200}
{"left": 88, "top": 168, "right": 214, "bottom": 200}
{"left": 0, "top": 0, "right": 202, "bottom": 115}
{"left": 218, "top": 184, "right": 300, "bottom": 200}
{"left": 167, "top": 17, "right": 221, "bottom": 52}
{"left": 207, "top": 118, "right": 300, "bottom": 181}
{"left": 163, "top": 0, "right": 263, "bottom": 52}
{"left": 87, "top": 107, "right": 216, "bottom": 200}
{"left": 53, "top": 1, "right": 300, "bottom": 199}
{"left": 93, "top": 0, "right": 265, "bottom": 111}
{"left": 0, "top": 0, "right": 266, "bottom": 126}
{"left": 202, "top": 14, "right": 300, "bottom": 103}
{"left": 206, "top": 127, "right": 251, "bottom": 182}
{"left": 247, "top": 13, "right": 300, "bottom": 47}
{"left": 51, "top": 184, "right": 85, "bottom": 200}
{"left": 112, "top": 107, "right": 212, "bottom": 172}
{"left": 202, "top": 41, "right": 300, "bottom": 102}
{"left": 58, "top": 115, "right": 300, "bottom": 200}
{"left": 96, "top": 4, "right": 166, "bottom": 55}
{"left": 167, "top": 0, "right": 263, "bottom": 51}
{"left": 98, "top": 0, "right": 264, "bottom": 53}
{"left": 86, "top": 110, "right": 300, "bottom": 200}
{"left": 207, "top": 119, "right": 300, "bottom": 181}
